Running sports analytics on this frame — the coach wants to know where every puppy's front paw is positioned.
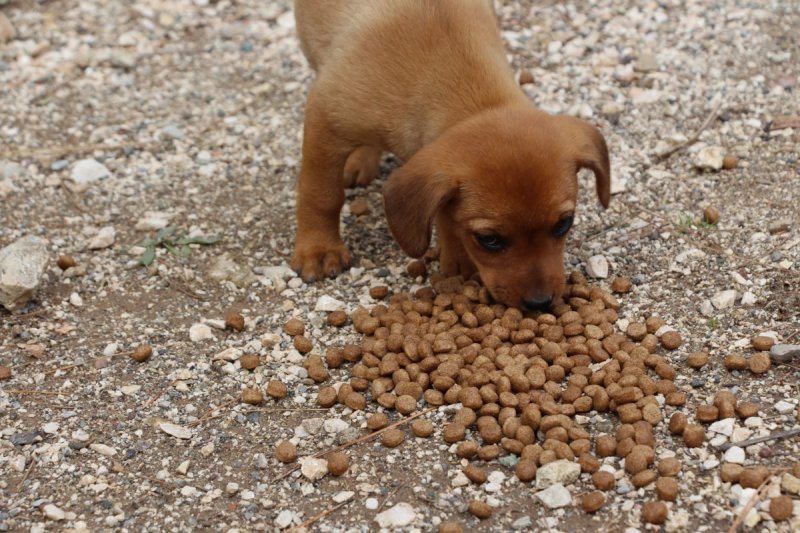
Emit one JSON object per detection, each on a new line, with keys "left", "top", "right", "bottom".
{"left": 291, "top": 240, "right": 351, "bottom": 282}
{"left": 343, "top": 146, "right": 382, "bottom": 187}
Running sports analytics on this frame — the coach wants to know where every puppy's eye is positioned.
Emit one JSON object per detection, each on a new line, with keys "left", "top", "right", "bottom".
{"left": 474, "top": 232, "right": 507, "bottom": 252}
{"left": 552, "top": 216, "right": 574, "bottom": 237}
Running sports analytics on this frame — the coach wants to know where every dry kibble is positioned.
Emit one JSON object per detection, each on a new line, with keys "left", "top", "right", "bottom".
{"left": 457, "top": 441, "right": 478, "bottom": 459}
{"left": 131, "top": 344, "right": 153, "bottom": 362}
{"left": 655, "top": 477, "right": 678, "bottom": 501}
{"left": 660, "top": 331, "right": 682, "bottom": 350}
{"left": 293, "top": 335, "right": 313, "bottom": 354}
{"left": 477, "top": 445, "right": 501, "bottom": 461}
{"left": 722, "top": 156, "right": 739, "bottom": 170}
{"left": 468, "top": 500, "right": 492, "bottom": 519}
{"left": 274, "top": 440, "right": 297, "bottom": 463}
{"left": 443, "top": 423, "right": 466, "bottom": 443}
{"left": 724, "top": 354, "right": 747, "bottom": 370}
{"left": 626, "top": 323, "right": 647, "bottom": 341}
{"left": 610, "top": 277, "right": 632, "bottom": 294}
{"left": 381, "top": 428, "right": 405, "bottom": 448}
{"left": 696, "top": 405, "right": 719, "bottom": 423}
{"left": 720, "top": 463, "right": 743, "bottom": 483}
{"left": 318, "top": 387, "right": 337, "bottom": 407}
{"left": 463, "top": 464, "right": 488, "bottom": 484}
{"left": 769, "top": 495, "right": 792, "bottom": 521}
{"left": 239, "top": 353, "right": 260, "bottom": 370}
{"left": 411, "top": 419, "right": 434, "bottom": 438}
{"left": 751, "top": 336, "right": 774, "bottom": 351}
{"left": 57, "top": 254, "right": 77, "bottom": 270}
{"left": 369, "top": 285, "right": 389, "bottom": 300}
{"left": 632, "top": 469, "right": 657, "bottom": 488}
{"left": 592, "top": 471, "right": 615, "bottom": 491}
{"left": 582, "top": 491, "right": 605, "bottom": 513}
{"left": 395, "top": 395, "right": 417, "bottom": 415}
{"left": 515, "top": 459, "right": 537, "bottom": 482}
{"left": 439, "top": 522, "right": 464, "bottom": 533}
{"left": 682, "top": 424, "right": 705, "bottom": 447}
{"left": 407, "top": 260, "right": 427, "bottom": 278}
{"left": 241, "top": 387, "right": 263, "bottom": 405}
{"left": 367, "top": 412, "right": 390, "bottom": 430}
{"left": 596, "top": 435, "right": 617, "bottom": 457}
{"left": 0, "top": 366, "right": 11, "bottom": 380}
{"left": 748, "top": 352, "right": 771, "bottom": 374}
{"left": 307, "top": 364, "right": 329, "bottom": 383}
{"left": 326, "top": 451, "right": 349, "bottom": 476}
{"left": 224, "top": 311, "right": 245, "bottom": 332}
{"left": 736, "top": 402, "right": 758, "bottom": 418}
{"left": 739, "top": 466, "right": 770, "bottom": 488}
{"left": 642, "top": 501, "right": 668, "bottom": 525}
{"left": 284, "top": 318, "right": 305, "bottom": 336}
{"left": 625, "top": 449, "right": 650, "bottom": 475}
{"left": 657, "top": 458, "right": 681, "bottom": 477}
{"left": 686, "top": 351, "right": 709, "bottom": 369}
{"left": 266, "top": 380, "right": 288, "bottom": 399}
{"left": 344, "top": 392, "right": 366, "bottom": 410}
{"left": 327, "top": 310, "right": 348, "bottom": 327}
{"left": 668, "top": 413, "right": 688, "bottom": 434}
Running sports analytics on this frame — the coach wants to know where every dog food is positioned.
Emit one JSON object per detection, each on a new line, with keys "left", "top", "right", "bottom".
{"left": 241, "top": 387, "right": 263, "bottom": 405}
{"left": 131, "top": 344, "right": 153, "bottom": 362}
{"left": 275, "top": 440, "right": 297, "bottom": 463}
{"left": 326, "top": 451, "right": 350, "bottom": 476}
{"left": 581, "top": 491, "right": 605, "bottom": 513}
{"left": 284, "top": 318, "right": 305, "bottom": 336}
{"left": 468, "top": 500, "right": 492, "bottom": 519}
{"left": 642, "top": 501, "right": 667, "bottom": 524}
{"left": 224, "top": 311, "right": 245, "bottom": 332}
{"left": 239, "top": 353, "right": 259, "bottom": 370}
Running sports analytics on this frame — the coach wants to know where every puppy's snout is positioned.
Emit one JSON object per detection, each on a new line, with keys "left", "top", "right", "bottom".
{"left": 522, "top": 294, "right": 553, "bottom": 312}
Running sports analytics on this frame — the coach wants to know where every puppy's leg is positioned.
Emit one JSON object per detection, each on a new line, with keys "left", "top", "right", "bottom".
{"left": 436, "top": 216, "right": 477, "bottom": 279}
{"left": 343, "top": 146, "right": 382, "bottom": 187}
{"left": 291, "top": 90, "right": 353, "bottom": 281}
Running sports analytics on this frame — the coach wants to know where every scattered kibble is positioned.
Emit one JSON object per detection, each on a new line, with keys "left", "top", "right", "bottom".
{"left": 56, "top": 254, "right": 76, "bottom": 270}
{"left": 703, "top": 206, "right": 720, "bottom": 225}
{"left": 274, "top": 440, "right": 297, "bottom": 463}
{"left": 582, "top": 491, "right": 606, "bottom": 513}
{"left": 283, "top": 318, "right": 305, "bottom": 336}
{"left": 381, "top": 428, "right": 405, "bottom": 448}
{"left": 769, "top": 495, "right": 792, "bottom": 521}
{"left": 131, "top": 344, "right": 153, "bottom": 362}
{"left": 0, "top": 366, "right": 11, "bottom": 380}
{"left": 326, "top": 451, "right": 349, "bottom": 476}
{"left": 239, "top": 353, "right": 259, "bottom": 370}
{"left": 642, "top": 501, "right": 668, "bottom": 524}
{"left": 241, "top": 387, "right": 263, "bottom": 405}
{"left": 224, "top": 311, "right": 245, "bottom": 331}
{"left": 468, "top": 500, "right": 492, "bottom": 519}
{"left": 266, "top": 380, "right": 288, "bottom": 399}
{"left": 327, "top": 310, "right": 348, "bottom": 327}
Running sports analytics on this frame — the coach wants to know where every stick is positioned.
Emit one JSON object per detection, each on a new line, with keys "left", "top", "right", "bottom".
{"left": 657, "top": 98, "right": 723, "bottom": 160}
{"left": 274, "top": 406, "right": 437, "bottom": 482}
{"left": 186, "top": 398, "right": 239, "bottom": 427}
{"left": 16, "top": 458, "right": 36, "bottom": 492}
{"left": 146, "top": 379, "right": 179, "bottom": 406}
{"left": 377, "top": 483, "right": 404, "bottom": 512}
{"left": 44, "top": 363, "right": 83, "bottom": 375}
{"left": 725, "top": 474, "right": 775, "bottom": 533}
{"left": 291, "top": 500, "right": 352, "bottom": 531}
{"left": 4, "top": 390, "right": 62, "bottom": 396}
{"left": 717, "top": 428, "right": 800, "bottom": 451}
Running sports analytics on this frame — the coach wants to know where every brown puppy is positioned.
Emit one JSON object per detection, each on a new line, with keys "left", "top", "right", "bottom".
{"left": 292, "top": 0, "right": 610, "bottom": 310}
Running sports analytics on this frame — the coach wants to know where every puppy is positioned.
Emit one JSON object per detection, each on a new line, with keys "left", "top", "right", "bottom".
{"left": 291, "top": 0, "right": 610, "bottom": 310}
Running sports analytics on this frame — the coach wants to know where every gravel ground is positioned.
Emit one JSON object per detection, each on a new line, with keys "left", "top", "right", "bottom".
{"left": 1, "top": 0, "right": 798, "bottom": 531}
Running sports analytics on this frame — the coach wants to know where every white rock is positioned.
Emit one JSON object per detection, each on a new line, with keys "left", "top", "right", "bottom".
{"left": 774, "top": 401, "right": 794, "bottom": 414}
{"left": 629, "top": 88, "right": 661, "bottom": 105}
{"left": 159, "top": 422, "right": 193, "bottom": 440}
{"left": 135, "top": 211, "right": 172, "bottom": 231}
{"left": 708, "top": 418, "right": 735, "bottom": 437}
{"left": 43, "top": 422, "right": 59, "bottom": 434}
{"left": 585, "top": 255, "right": 609, "bottom": 279}
{"left": 299, "top": 457, "right": 328, "bottom": 481}
{"left": 536, "top": 459, "right": 581, "bottom": 489}
{"left": 375, "top": 503, "right": 416, "bottom": 528}
{"left": 180, "top": 486, "right": 199, "bottom": 497}
{"left": 741, "top": 292, "right": 757, "bottom": 305}
{"left": 452, "top": 472, "right": 470, "bottom": 487}
{"left": 333, "top": 491, "right": 354, "bottom": 503}
{"left": 176, "top": 460, "right": 190, "bottom": 475}
{"left": 723, "top": 446, "right": 745, "bottom": 464}
{"left": 42, "top": 504, "right": 65, "bottom": 521}
{"left": 72, "top": 429, "right": 90, "bottom": 442}
{"left": 781, "top": 473, "right": 800, "bottom": 495}
{"left": 225, "top": 482, "right": 240, "bottom": 495}
{"left": 535, "top": 483, "right": 572, "bottom": 509}
{"left": 694, "top": 146, "right": 725, "bottom": 171}
{"left": 323, "top": 418, "right": 349, "bottom": 434}
{"left": 744, "top": 417, "right": 763, "bottom": 428}
{"left": 88, "top": 226, "right": 116, "bottom": 250}
{"left": 488, "top": 471, "right": 506, "bottom": 484}
{"left": 71, "top": 159, "right": 112, "bottom": 184}
{"left": 0, "top": 12, "right": 17, "bottom": 43}
{"left": 69, "top": 292, "right": 83, "bottom": 307}
{"left": 211, "top": 347, "right": 241, "bottom": 361}
{"left": 275, "top": 510, "right": 296, "bottom": 529}
{"left": 89, "top": 443, "right": 117, "bottom": 457}
{"left": 189, "top": 323, "right": 215, "bottom": 342}
{"left": 0, "top": 236, "right": 49, "bottom": 311}
{"left": 102, "top": 343, "right": 118, "bottom": 357}
{"left": 365, "top": 497, "right": 379, "bottom": 510}
{"left": 711, "top": 290, "right": 736, "bottom": 310}
{"left": 699, "top": 300, "right": 715, "bottom": 317}
{"left": 301, "top": 418, "right": 324, "bottom": 435}
{"left": 315, "top": 295, "right": 346, "bottom": 312}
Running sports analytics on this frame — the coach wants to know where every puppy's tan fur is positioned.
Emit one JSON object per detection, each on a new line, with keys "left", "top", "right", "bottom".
{"left": 292, "top": 0, "right": 610, "bottom": 309}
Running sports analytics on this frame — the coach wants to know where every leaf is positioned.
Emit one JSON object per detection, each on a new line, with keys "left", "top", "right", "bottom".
{"left": 163, "top": 242, "right": 191, "bottom": 257}
{"left": 178, "top": 234, "right": 220, "bottom": 245}
{"left": 156, "top": 226, "right": 176, "bottom": 242}
{"left": 138, "top": 238, "right": 157, "bottom": 247}
{"left": 139, "top": 246, "right": 156, "bottom": 266}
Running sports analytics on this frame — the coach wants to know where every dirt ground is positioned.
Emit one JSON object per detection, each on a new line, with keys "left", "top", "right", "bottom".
{"left": 1, "top": 0, "right": 798, "bottom": 531}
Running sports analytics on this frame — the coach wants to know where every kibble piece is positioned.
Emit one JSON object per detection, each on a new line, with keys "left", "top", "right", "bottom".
{"left": 0, "top": 366, "right": 11, "bottom": 380}
{"left": 655, "top": 477, "right": 678, "bottom": 501}
{"left": 660, "top": 331, "right": 682, "bottom": 350}
{"left": 748, "top": 352, "right": 771, "bottom": 374}
{"left": 327, "top": 451, "right": 349, "bottom": 476}
{"left": 307, "top": 364, "right": 329, "bottom": 383}
{"left": 625, "top": 450, "right": 649, "bottom": 475}
{"left": 611, "top": 277, "right": 632, "bottom": 294}
{"left": 327, "top": 310, "right": 348, "bottom": 327}
{"left": 468, "top": 500, "right": 492, "bottom": 519}
{"left": 769, "top": 495, "right": 792, "bottom": 521}
{"left": 721, "top": 156, "right": 738, "bottom": 171}
{"left": 266, "top": 380, "right": 288, "bottom": 399}
{"left": 736, "top": 402, "right": 758, "bottom": 419}
{"left": 751, "top": 336, "right": 774, "bottom": 351}
{"left": 241, "top": 387, "right": 263, "bottom": 405}
{"left": 696, "top": 405, "right": 719, "bottom": 423}
{"left": 318, "top": 387, "right": 337, "bottom": 407}
{"left": 293, "top": 335, "right": 313, "bottom": 354}
{"left": 724, "top": 354, "right": 747, "bottom": 370}
{"left": 632, "top": 469, "right": 657, "bottom": 488}
{"left": 668, "top": 413, "right": 688, "bottom": 434}
{"left": 515, "top": 459, "right": 537, "bottom": 482}
{"left": 703, "top": 206, "right": 720, "bottom": 224}
{"left": 642, "top": 501, "right": 668, "bottom": 525}
{"left": 657, "top": 458, "right": 681, "bottom": 477}
{"left": 407, "top": 260, "right": 427, "bottom": 278}
{"left": 225, "top": 311, "right": 245, "bottom": 332}
{"left": 395, "top": 395, "right": 417, "bottom": 415}
{"left": 456, "top": 441, "right": 478, "bottom": 459}
{"left": 665, "top": 392, "right": 687, "bottom": 406}
{"left": 626, "top": 323, "right": 647, "bottom": 341}
{"left": 411, "top": 419, "right": 434, "bottom": 438}
{"left": 274, "top": 440, "right": 297, "bottom": 463}
{"left": 439, "top": 522, "right": 464, "bottom": 533}
{"left": 57, "top": 254, "right": 77, "bottom": 270}
{"left": 686, "top": 351, "right": 709, "bottom": 369}
{"left": 477, "top": 445, "right": 501, "bottom": 462}
{"left": 463, "top": 464, "right": 488, "bottom": 484}
{"left": 344, "top": 392, "right": 366, "bottom": 410}
{"left": 284, "top": 318, "right": 305, "bottom": 336}
{"left": 239, "top": 353, "right": 259, "bottom": 370}
{"left": 739, "top": 466, "right": 769, "bottom": 488}
{"left": 682, "top": 424, "right": 705, "bottom": 447}
{"left": 369, "top": 285, "right": 389, "bottom": 300}
{"left": 367, "top": 413, "right": 389, "bottom": 431}
{"left": 581, "top": 491, "right": 606, "bottom": 513}
{"left": 596, "top": 435, "right": 617, "bottom": 457}
{"left": 381, "top": 429, "right": 405, "bottom": 448}
{"left": 443, "top": 423, "right": 466, "bottom": 443}
{"left": 131, "top": 344, "right": 153, "bottom": 362}
{"left": 720, "top": 463, "right": 743, "bottom": 483}
{"left": 645, "top": 316, "right": 666, "bottom": 334}
{"left": 592, "top": 471, "right": 615, "bottom": 491}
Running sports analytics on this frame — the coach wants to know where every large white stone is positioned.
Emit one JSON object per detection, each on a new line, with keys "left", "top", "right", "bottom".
{"left": 87, "top": 226, "right": 116, "bottom": 250}
{"left": 723, "top": 446, "right": 745, "bottom": 464}
{"left": 42, "top": 504, "right": 65, "bottom": 521}
{"left": 694, "top": 146, "right": 725, "bottom": 171}
{"left": 585, "top": 255, "right": 609, "bottom": 279}
{"left": 535, "top": 459, "right": 581, "bottom": 489}
{"left": 535, "top": 483, "right": 572, "bottom": 509}
{"left": 71, "top": 158, "right": 112, "bottom": 184}
{"left": 711, "top": 289, "right": 736, "bottom": 310}
{"left": 315, "top": 295, "right": 346, "bottom": 312}
{"left": 299, "top": 457, "right": 328, "bottom": 481}
{"left": 375, "top": 503, "right": 416, "bottom": 528}
{"left": 0, "top": 236, "right": 49, "bottom": 311}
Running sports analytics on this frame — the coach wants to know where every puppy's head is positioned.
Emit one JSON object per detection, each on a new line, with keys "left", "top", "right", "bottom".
{"left": 383, "top": 106, "right": 610, "bottom": 310}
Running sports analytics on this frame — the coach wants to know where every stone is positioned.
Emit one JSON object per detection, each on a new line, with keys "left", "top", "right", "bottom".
{"left": 708, "top": 418, "right": 735, "bottom": 437}
{"left": 299, "top": 457, "right": 328, "bottom": 481}
{"left": 770, "top": 344, "right": 800, "bottom": 364}
{"left": 89, "top": 443, "right": 117, "bottom": 457}
{"left": 333, "top": 491, "right": 354, "bottom": 503}
{"left": 711, "top": 290, "right": 736, "bottom": 310}
{"left": 511, "top": 516, "right": 533, "bottom": 530}
{"left": 42, "top": 504, "right": 65, "bottom": 521}
{"left": 723, "top": 446, "right": 745, "bottom": 464}
{"left": 780, "top": 473, "right": 800, "bottom": 495}
{"left": 0, "top": 236, "right": 49, "bottom": 311}
{"left": 189, "top": 323, "right": 215, "bottom": 342}
{"left": 42, "top": 422, "right": 59, "bottom": 434}
{"left": 135, "top": 211, "right": 172, "bottom": 231}
{"left": 536, "top": 459, "right": 581, "bottom": 489}
{"left": 69, "top": 292, "right": 83, "bottom": 307}
{"left": 0, "top": 12, "right": 16, "bottom": 43}
{"left": 323, "top": 418, "right": 349, "bottom": 434}
{"left": 634, "top": 52, "right": 658, "bottom": 72}
{"left": 159, "top": 422, "right": 193, "bottom": 440}
{"left": 88, "top": 226, "right": 116, "bottom": 250}
{"left": 207, "top": 252, "right": 256, "bottom": 287}
{"left": 71, "top": 159, "right": 112, "bottom": 184}
{"left": 586, "top": 255, "right": 609, "bottom": 279}
{"left": 315, "top": 295, "right": 346, "bottom": 312}
{"left": 275, "top": 510, "right": 296, "bottom": 529}
{"left": 700, "top": 300, "right": 715, "bottom": 316}
{"left": 535, "top": 483, "right": 572, "bottom": 509}
{"left": 740, "top": 292, "right": 757, "bottom": 305}
{"left": 694, "top": 146, "right": 725, "bottom": 171}
{"left": 375, "top": 503, "right": 416, "bottom": 528}
{"left": 301, "top": 417, "right": 324, "bottom": 435}
{"left": 774, "top": 401, "right": 794, "bottom": 415}
{"left": 768, "top": 219, "right": 791, "bottom": 235}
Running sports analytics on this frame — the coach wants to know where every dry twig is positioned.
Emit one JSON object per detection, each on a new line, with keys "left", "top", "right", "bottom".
{"left": 717, "top": 428, "right": 800, "bottom": 451}
{"left": 187, "top": 398, "right": 239, "bottom": 427}
{"left": 725, "top": 472, "right": 782, "bottom": 533}
{"left": 657, "top": 98, "right": 723, "bottom": 160}
{"left": 291, "top": 500, "right": 352, "bottom": 531}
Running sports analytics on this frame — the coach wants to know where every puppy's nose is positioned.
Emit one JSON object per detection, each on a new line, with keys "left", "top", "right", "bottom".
{"left": 522, "top": 295, "right": 553, "bottom": 312}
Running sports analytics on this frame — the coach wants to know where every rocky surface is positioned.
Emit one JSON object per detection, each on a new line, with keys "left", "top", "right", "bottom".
{"left": 0, "top": 0, "right": 798, "bottom": 531}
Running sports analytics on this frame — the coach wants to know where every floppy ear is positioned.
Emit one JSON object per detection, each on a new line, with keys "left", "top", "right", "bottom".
{"left": 558, "top": 116, "right": 611, "bottom": 208}
{"left": 383, "top": 148, "right": 457, "bottom": 258}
